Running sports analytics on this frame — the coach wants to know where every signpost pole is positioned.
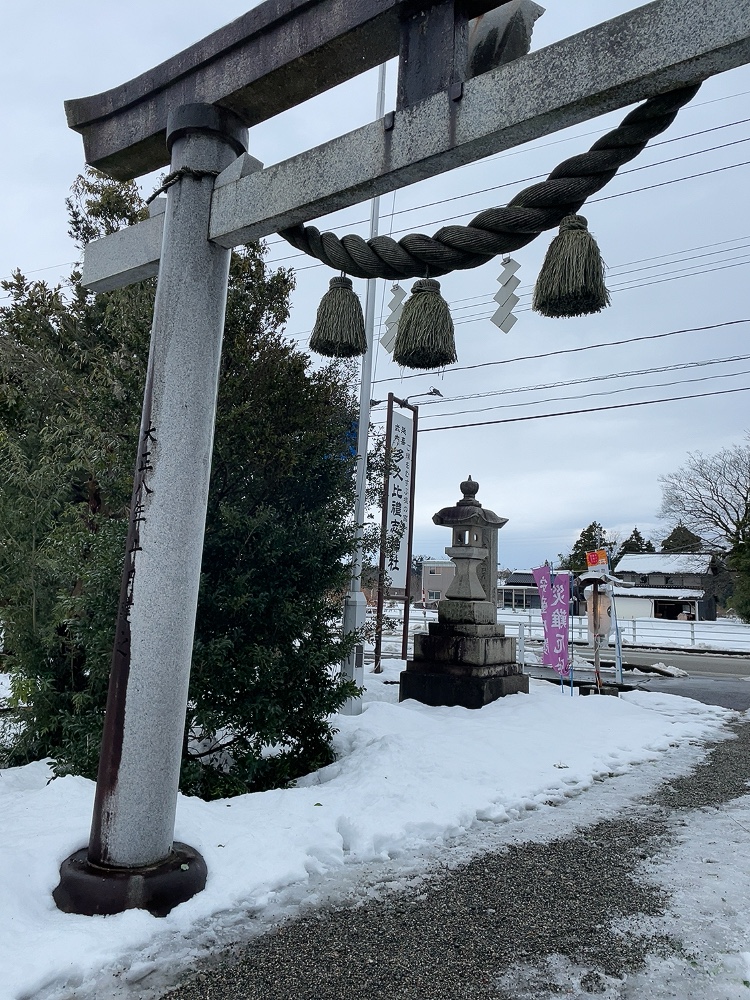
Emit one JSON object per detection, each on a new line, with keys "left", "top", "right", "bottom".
{"left": 592, "top": 579, "right": 603, "bottom": 692}
{"left": 611, "top": 589, "right": 625, "bottom": 685}
{"left": 400, "top": 400, "right": 419, "bottom": 660}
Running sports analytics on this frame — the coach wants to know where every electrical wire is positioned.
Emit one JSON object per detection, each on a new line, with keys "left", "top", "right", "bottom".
{"left": 450, "top": 255, "right": 750, "bottom": 326}
{"left": 279, "top": 146, "right": 750, "bottom": 274}
{"left": 413, "top": 354, "right": 750, "bottom": 409}
{"left": 5, "top": 92, "right": 750, "bottom": 288}
{"left": 591, "top": 159, "right": 750, "bottom": 204}
{"left": 370, "top": 158, "right": 750, "bottom": 243}
{"left": 371, "top": 319, "right": 750, "bottom": 384}
{"left": 448, "top": 240, "right": 750, "bottom": 314}
{"left": 6, "top": 103, "right": 749, "bottom": 290}
{"left": 413, "top": 366, "right": 750, "bottom": 421}
{"left": 417, "top": 385, "right": 750, "bottom": 433}
{"left": 283, "top": 237, "right": 750, "bottom": 342}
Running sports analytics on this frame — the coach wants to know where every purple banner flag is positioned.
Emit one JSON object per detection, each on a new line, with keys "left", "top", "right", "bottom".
{"left": 532, "top": 566, "right": 570, "bottom": 678}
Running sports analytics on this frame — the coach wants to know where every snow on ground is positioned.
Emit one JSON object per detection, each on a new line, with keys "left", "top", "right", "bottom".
{"left": 633, "top": 661, "right": 690, "bottom": 678}
{"left": 0, "top": 664, "right": 744, "bottom": 1000}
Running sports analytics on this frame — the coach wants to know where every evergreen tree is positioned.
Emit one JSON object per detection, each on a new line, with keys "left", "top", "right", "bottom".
{"left": 557, "top": 521, "right": 613, "bottom": 573}
{"left": 614, "top": 527, "right": 656, "bottom": 563}
{"left": 660, "top": 524, "right": 703, "bottom": 553}
{"left": 728, "top": 543, "right": 750, "bottom": 621}
{"left": 0, "top": 171, "right": 359, "bottom": 793}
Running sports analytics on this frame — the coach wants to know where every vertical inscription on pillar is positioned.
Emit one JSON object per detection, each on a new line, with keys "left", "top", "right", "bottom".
{"left": 89, "top": 373, "right": 157, "bottom": 861}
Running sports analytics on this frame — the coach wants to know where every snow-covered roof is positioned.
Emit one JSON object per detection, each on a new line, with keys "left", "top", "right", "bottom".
{"left": 498, "top": 570, "right": 573, "bottom": 585}
{"left": 615, "top": 553, "right": 713, "bottom": 575}
{"left": 612, "top": 586, "right": 704, "bottom": 599}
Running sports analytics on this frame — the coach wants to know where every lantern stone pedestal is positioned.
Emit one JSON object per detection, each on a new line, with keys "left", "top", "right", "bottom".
{"left": 399, "top": 477, "right": 528, "bottom": 709}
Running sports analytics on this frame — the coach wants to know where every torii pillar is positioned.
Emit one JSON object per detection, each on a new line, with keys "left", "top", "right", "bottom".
{"left": 54, "top": 105, "right": 249, "bottom": 917}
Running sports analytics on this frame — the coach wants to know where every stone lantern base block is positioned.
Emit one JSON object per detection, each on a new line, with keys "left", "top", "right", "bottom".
{"left": 438, "top": 599, "right": 496, "bottom": 625}
{"left": 53, "top": 842, "right": 207, "bottom": 918}
{"left": 414, "top": 631, "right": 516, "bottom": 667}
{"left": 399, "top": 669, "right": 529, "bottom": 709}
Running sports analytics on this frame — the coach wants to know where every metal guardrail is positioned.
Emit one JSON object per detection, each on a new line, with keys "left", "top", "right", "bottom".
{"left": 499, "top": 612, "right": 750, "bottom": 653}
{"left": 374, "top": 606, "right": 750, "bottom": 654}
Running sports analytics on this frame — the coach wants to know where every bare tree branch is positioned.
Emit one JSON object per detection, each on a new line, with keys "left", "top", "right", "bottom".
{"left": 658, "top": 433, "right": 750, "bottom": 550}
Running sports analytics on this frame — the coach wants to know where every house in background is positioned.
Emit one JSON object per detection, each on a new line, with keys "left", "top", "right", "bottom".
{"left": 419, "top": 555, "right": 725, "bottom": 621}
{"left": 497, "top": 570, "right": 576, "bottom": 612}
{"left": 497, "top": 571, "right": 541, "bottom": 611}
{"left": 420, "top": 558, "right": 455, "bottom": 606}
{"left": 612, "top": 552, "right": 722, "bottom": 621}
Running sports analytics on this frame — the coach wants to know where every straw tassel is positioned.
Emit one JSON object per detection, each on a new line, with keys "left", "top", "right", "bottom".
{"left": 393, "top": 278, "right": 457, "bottom": 370}
{"left": 309, "top": 275, "right": 367, "bottom": 358}
{"left": 532, "top": 215, "right": 610, "bottom": 318}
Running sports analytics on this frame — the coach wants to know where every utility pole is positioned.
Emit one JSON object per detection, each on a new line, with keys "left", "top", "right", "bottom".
{"left": 340, "top": 63, "right": 388, "bottom": 716}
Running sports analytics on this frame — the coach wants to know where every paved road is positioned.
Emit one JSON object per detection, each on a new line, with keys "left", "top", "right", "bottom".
{"left": 628, "top": 674, "right": 750, "bottom": 710}
{"left": 528, "top": 662, "right": 750, "bottom": 711}
{"left": 571, "top": 644, "right": 750, "bottom": 678}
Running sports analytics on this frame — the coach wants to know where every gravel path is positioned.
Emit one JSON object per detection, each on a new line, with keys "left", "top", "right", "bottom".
{"left": 162, "top": 720, "right": 750, "bottom": 1000}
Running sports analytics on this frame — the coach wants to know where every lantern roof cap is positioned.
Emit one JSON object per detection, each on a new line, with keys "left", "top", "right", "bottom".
{"left": 433, "top": 477, "right": 508, "bottom": 530}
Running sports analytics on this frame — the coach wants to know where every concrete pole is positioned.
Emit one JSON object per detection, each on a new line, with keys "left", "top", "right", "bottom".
{"left": 340, "top": 63, "right": 388, "bottom": 715}
{"left": 54, "top": 104, "right": 248, "bottom": 917}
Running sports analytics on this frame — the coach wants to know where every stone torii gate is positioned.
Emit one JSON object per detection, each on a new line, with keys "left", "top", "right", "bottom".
{"left": 53, "top": 0, "right": 750, "bottom": 917}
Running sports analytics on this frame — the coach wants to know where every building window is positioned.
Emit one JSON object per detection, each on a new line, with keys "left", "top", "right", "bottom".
{"left": 428, "top": 591, "right": 441, "bottom": 601}
{"left": 428, "top": 567, "right": 441, "bottom": 575}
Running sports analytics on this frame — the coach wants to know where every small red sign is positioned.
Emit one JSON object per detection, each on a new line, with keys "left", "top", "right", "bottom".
{"left": 586, "top": 548, "right": 608, "bottom": 568}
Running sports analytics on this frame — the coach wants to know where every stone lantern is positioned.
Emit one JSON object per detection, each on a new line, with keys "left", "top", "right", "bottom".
{"left": 399, "top": 477, "right": 529, "bottom": 708}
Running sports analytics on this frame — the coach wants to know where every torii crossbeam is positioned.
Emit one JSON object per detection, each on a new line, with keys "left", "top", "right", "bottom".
{"left": 54, "top": 0, "right": 750, "bottom": 918}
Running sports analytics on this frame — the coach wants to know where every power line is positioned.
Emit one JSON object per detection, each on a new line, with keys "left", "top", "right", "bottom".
{"left": 381, "top": 144, "right": 750, "bottom": 240}
{"left": 413, "top": 366, "right": 750, "bottom": 421}
{"left": 279, "top": 153, "right": 750, "bottom": 274}
{"left": 371, "top": 319, "right": 750, "bottom": 384}
{"left": 447, "top": 254, "right": 750, "bottom": 325}
{"left": 288, "top": 252, "right": 750, "bottom": 342}
{"left": 591, "top": 158, "right": 750, "bottom": 203}
{"left": 450, "top": 241, "right": 750, "bottom": 314}
{"left": 359, "top": 121, "right": 750, "bottom": 225}
{"left": 414, "top": 353, "right": 750, "bottom": 409}
{"left": 418, "top": 385, "right": 750, "bottom": 433}
{"left": 375, "top": 158, "right": 750, "bottom": 242}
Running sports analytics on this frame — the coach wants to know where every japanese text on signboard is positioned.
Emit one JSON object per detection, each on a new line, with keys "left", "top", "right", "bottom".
{"left": 532, "top": 565, "right": 570, "bottom": 678}
{"left": 384, "top": 411, "right": 413, "bottom": 591}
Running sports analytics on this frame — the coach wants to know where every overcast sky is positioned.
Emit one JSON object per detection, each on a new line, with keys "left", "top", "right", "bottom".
{"left": 2, "top": 1, "right": 749, "bottom": 570}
